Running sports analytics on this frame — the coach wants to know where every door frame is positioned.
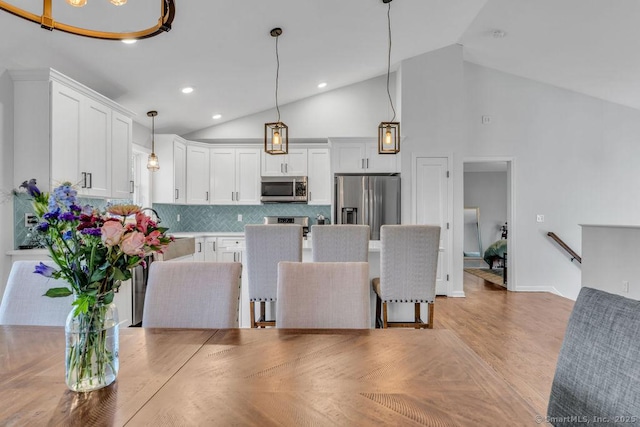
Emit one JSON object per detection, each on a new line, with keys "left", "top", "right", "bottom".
{"left": 462, "top": 156, "right": 516, "bottom": 291}
{"left": 411, "top": 154, "right": 453, "bottom": 296}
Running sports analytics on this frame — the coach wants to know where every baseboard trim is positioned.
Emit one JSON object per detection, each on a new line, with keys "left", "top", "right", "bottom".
{"left": 447, "top": 290, "right": 466, "bottom": 298}
{"left": 513, "top": 285, "right": 562, "bottom": 296}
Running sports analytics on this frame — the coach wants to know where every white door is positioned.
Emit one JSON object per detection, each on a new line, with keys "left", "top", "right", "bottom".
{"left": 51, "top": 81, "right": 82, "bottom": 190}
{"left": 284, "top": 149, "right": 307, "bottom": 176}
{"left": 414, "top": 157, "right": 449, "bottom": 295}
{"left": 81, "top": 98, "right": 111, "bottom": 197}
{"left": 307, "top": 148, "right": 331, "bottom": 205}
{"left": 111, "top": 112, "right": 133, "bottom": 199}
{"left": 332, "top": 143, "right": 366, "bottom": 173}
{"left": 235, "top": 148, "right": 261, "bottom": 204}
{"left": 261, "top": 152, "right": 285, "bottom": 176}
{"left": 173, "top": 140, "right": 187, "bottom": 204}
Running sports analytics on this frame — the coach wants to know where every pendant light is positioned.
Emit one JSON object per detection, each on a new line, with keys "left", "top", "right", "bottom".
{"left": 147, "top": 111, "right": 160, "bottom": 172}
{"left": 378, "top": 0, "right": 400, "bottom": 154}
{"left": 264, "top": 27, "right": 288, "bottom": 155}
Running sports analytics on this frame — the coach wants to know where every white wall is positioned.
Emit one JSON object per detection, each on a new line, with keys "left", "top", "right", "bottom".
{"left": 464, "top": 171, "right": 508, "bottom": 251}
{"left": 184, "top": 74, "right": 394, "bottom": 141}
{"left": 0, "top": 69, "right": 14, "bottom": 298}
{"left": 465, "top": 62, "right": 640, "bottom": 299}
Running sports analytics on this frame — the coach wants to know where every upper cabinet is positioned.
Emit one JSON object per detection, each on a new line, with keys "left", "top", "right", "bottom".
{"left": 210, "top": 147, "right": 261, "bottom": 205}
{"left": 186, "top": 144, "right": 211, "bottom": 204}
{"left": 330, "top": 139, "right": 400, "bottom": 173}
{"left": 152, "top": 135, "right": 187, "bottom": 204}
{"left": 261, "top": 148, "right": 307, "bottom": 176}
{"left": 307, "top": 148, "right": 331, "bottom": 205}
{"left": 12, "top": 69, "right": 134, "bottom": 197}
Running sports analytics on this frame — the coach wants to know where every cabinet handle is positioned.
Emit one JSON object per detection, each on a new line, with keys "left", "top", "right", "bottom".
{"left": 81, "top": 172, "right": 87, "bottom": 188}
{"left": 285, "top": 163, "right": 288, "bottom": 173}
{"left": 231, "top": 192, "right": 235, "bottom": 201}
{"left": 206, "top": 191, "right": 209, "bottom": 201}
{"left": 361, "top": 159, "right": 365, "bottom": 169}
{"left": 236, "top": 191, "right": 239, "bottom": 201}
{"left": 88, "top": 172, "right": 92, "bottom": 188}
{"left": 198, "top": 242, "right": 202, "bottom": 253}
{"left": 233, "top": 252, "right": 236, "bottom": 262}
{"left": 309, "top": 191, "right": 311, "bottom": 201}
{"left": 129, "top": 180, "right": 134, "bottom": 193}
{"left": 366, "top": 158, "right": 369, "bottom": 169}
{"left": 280, "top": 163, "right": 283, "bottom": 173}
{"left": 213, "top": 241, "right": 216, "bottom": 251}
{"left": 175, "top": 189, "right": 179, "bottom": 200}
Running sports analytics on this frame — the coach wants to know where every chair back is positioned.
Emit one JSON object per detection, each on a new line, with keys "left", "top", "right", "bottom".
{"left": 378, "top": 225, "right": 440, "bottom": 303}
{"left": 142, "top": 261, "right": 242, "bottom": 328}
{"left": 547, "top": 287, "right": 640, "bottom": 424}
{"left": 244, "top": 224, "right": 302, "bottom": 302}
{"left": 276, "top": 262, "right": 370, "bottom": 329}
{"left": 311, "top": 225, "right": 370, "bottom": 262}
{"left": 0, "top": 261, "right": 73, "bottom": 326}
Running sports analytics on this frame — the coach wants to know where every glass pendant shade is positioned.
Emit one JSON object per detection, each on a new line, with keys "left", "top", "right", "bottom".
{"left": 66, "top": 0, "right": 87, "bottom": 6}
{"left": 378, "top": 122, "right": 400, "bottom": 154}
{"left": 265, "top": 122, "right": 288, "bottom": 155}
{"left": 110, "top": 0, "right": 127, "bottom": 5}
{"left": 147, "top": 153, "right": 160, "bottom": 171}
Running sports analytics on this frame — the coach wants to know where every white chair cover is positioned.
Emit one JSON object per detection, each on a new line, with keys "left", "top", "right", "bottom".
{"left": 276, "top": 261, "right": 370, "bottom": 329}
{"left": 311, "top": 225, "right": 370, "bottom": 262}
{"left": 142, "top": 261, "right": 242, "bottom": 328}
{"left": 0, "top": 261, "right": 73, "bottom": 326}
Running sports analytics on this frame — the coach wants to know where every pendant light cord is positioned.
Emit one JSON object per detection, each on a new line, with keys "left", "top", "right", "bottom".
{"left": 151, "top": 114, "right": 155, "bottom": 152}
{"left": 386, "top": 2, "right": 396, "bottom": 122}
{"left": 275, "top": 34, "right": 281, "bottom": 123}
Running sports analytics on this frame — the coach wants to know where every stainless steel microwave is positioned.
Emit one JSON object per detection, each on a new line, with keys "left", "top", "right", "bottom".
{"left": 260, "top": 176, "right": 308, "bottom": 203}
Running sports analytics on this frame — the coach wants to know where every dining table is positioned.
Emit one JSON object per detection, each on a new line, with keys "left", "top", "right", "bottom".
{"left": 0, "top": 326, "right": 541, "bottom": 426}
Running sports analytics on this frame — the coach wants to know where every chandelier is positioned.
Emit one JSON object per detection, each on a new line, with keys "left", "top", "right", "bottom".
{"left": 0, "top": 0, "right": 175, "bottom": 41}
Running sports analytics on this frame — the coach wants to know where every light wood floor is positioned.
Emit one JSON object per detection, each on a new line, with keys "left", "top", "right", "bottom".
{"left": 435, "top": 272, "right": 575, "bottom": 417}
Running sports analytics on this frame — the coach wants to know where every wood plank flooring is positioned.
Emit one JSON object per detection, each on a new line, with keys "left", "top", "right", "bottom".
{"left": 435, "top": 272, "right": 575, "bottom": 417}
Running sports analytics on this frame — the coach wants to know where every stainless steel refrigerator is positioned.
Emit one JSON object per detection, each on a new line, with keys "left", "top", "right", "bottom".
{"left": 334, "top": 174, "right": 401, "bottom": 240}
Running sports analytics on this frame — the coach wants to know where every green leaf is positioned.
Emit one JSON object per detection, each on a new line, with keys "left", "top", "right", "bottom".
{"left": 103, "top": 292, "right": 114, "bottom": 305}
{"left": 90, "top": 268, "right": 107, "bottom": 283}
{"left": 43, "top": 287, "right": 73, "bottom": 298}
{"left": 112, "top": 267, "right": 127, "bottom": 281}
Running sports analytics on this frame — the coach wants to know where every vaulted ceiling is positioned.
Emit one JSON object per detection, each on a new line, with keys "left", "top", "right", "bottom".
{"left": 1, "top": 0, "right": 638, "bottom": 135}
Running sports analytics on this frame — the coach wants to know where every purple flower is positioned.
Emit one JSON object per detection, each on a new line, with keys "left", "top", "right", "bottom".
{"left": 70, "top": 204, "right": 82, "bottom": 213}
{"left": 34, "top": 262, "right": 56, "bottom": 278}
{"left": 80, "top": 228, "right": 101, "bottom": 237}
{"left": 44, "top": 208, "right": 60, "bottom": 221}
{"left": 20, "top": 179, "right": 41, "bottom": 197}
{"left": 36, "top": 221, "right": 49, "bottom": 232}
{"left": 60, "top": 212, "right": 77, "bottom": 222}
{"left": 63, "top": 230, "right": 73, "bottom": 240}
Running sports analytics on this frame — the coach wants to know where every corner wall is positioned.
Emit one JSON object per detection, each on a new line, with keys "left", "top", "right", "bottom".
{"left": 0, "top": 69, "right": 14, "bottom": 298}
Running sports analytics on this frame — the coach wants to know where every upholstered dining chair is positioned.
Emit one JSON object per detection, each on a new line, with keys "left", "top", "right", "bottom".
{"left": 244, "top": 224, "right": 302, "bottom": 328}
{"left": 547, "top": 287, "right": 640, "bottom": 425}
{"left": 0, "top": 261, "right": 73, "bottom": 326}
{"left": 142, "top": 261, "right": 242, "bottom": 328}
{"left": 276, "top": 262, "right": 370, "bottom": 329}
{"left": 310, "top": 224, "right": 370, "bottom": 262}
{"left": 372, "top": 225, "right": 441, "bottom": 329}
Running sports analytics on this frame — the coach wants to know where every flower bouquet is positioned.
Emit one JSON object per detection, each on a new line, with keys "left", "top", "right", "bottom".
{"left": 21, "top": 179, "right": 173, "bottom": 392}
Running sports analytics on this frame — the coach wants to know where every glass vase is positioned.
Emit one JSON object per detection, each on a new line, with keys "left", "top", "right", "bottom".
{"left": 65, "top": 302, "right": 119, "bottom": 392}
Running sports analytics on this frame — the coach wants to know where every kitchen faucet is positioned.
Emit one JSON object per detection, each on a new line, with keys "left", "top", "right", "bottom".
{"left": 140, "top": 207, "right": 162, "bottom": 224}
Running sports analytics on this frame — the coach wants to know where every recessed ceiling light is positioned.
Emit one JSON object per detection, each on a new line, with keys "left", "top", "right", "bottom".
{"left": 121, "top": 39, "right": 136, "bottom": 44}
{"left": 181, "top": 87, "right": 194, "bottom": 94}
{"left": 317, "top": 82, "right": 327, "bottom": 89}
{"left": 212, "top": 114, "right": 222, "bottom": 120}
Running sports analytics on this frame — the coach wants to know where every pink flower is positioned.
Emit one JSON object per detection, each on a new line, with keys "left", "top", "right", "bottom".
{"left": 120, "top": 231, "right": 146, "bottom": 256}
{"left": 146, "top": 230, "right": 162, "bottom": 246}
{"left": 136, "top": 212, "right": 156, "bottom": 234}
{"left": 101, "top": 220, "right": 125, "bottom": 247}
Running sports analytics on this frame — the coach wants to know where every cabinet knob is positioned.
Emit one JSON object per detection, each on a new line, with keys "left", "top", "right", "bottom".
{"left": 129, "top": 180, "right": 134, "bottom": 194}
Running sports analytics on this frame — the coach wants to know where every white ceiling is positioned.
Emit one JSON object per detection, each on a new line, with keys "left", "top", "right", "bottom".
{"left": 2, "top": 0, "right": 639, "bottom": 135}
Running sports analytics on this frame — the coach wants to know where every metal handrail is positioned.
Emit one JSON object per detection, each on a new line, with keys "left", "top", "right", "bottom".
{"left": 547, "top": 232, "right": 581, "bottom": 263}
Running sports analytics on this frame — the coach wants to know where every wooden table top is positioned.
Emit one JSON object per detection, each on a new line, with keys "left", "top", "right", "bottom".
{"left": 0, "top": 326, "right": 540, "bottom": 426}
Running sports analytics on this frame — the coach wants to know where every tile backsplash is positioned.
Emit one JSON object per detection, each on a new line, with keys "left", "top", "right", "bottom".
{"left": 13, "top": 193, "right": 330, "bottom": 248}
{"left": 152, "top": 204, "right": 332, "bottom": 233}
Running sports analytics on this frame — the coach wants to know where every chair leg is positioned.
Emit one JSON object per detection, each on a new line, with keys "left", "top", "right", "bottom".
{"left": 414, "top": 303, "right": 421, "bottom": 330}
{"left": 250, "top": 301, "right": 256, "bottom": 328}
{"left": 260, "top": 301, "right": 266, "bottom": 328}
{"left": 375, "top": 295, "right": 382, "bottom": 328}
{"left": 382, "top": 302, "right": 389, "bottom": 329}
{"left": 428, "top": 302, "right": 434, "bottom": 329}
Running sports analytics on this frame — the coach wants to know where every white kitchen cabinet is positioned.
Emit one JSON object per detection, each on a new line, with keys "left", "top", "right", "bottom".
{"left": 204, "top": 237, "right": 217, "bottom": 262}
{"left": 186, "top": 144, "right": 211, "bottom": 204}
{"left": 12, "top": 69, "right": 133, "bottom": 197}
{"left": 111, "top": 111, "right": 134, "bottom": 199}
{"left": 216, "top": 237, "right": 244, "bottom": 263}
{"left": 193, "top": 237, "right": 206, "bottom": 262}
{"left": 331, "top": 140, "right": 400, "bottom": 173}
{"left": 210, "top": 147, "right": 260, "bottom": 205}
{"left": 307, "top": 148, "right": 331, "bottom": 205}
{"left": 113, "top": 279, "right": 132, "bottom": 327}
{"left": 261, "top": 148, "right": 307, "bottom": 176}
{"left": 151, "top": 135, "right": 187, "bottom": 204}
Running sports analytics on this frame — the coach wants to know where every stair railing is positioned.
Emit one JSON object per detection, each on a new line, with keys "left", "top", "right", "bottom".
{"left": 547, "top": 232, "right": 581, "bottom": 263}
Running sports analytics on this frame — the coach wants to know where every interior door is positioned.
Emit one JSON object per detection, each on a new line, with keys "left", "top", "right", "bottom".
{"left": 414, "top": 157, "right": 449, "bottom": 295}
